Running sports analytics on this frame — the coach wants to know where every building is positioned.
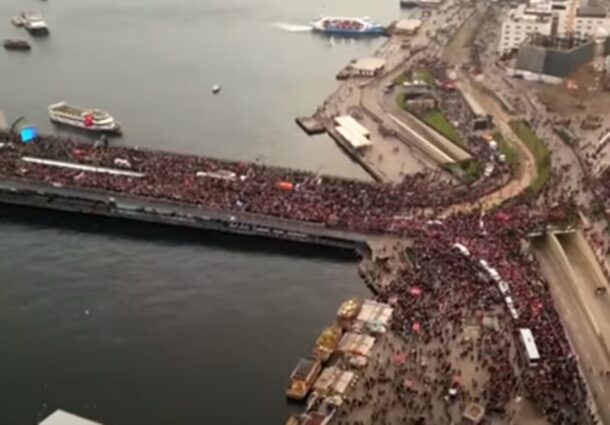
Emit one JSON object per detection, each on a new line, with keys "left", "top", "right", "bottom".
{"left": 499, "top": 4, "right": 552, "bottom": 54}
{"left": 498, "top": 0, "right": 610, "bottom": 54}
{"left": 513, "top": 34, "right": 595, "bottom": 80}
{"left": 312, "top": 366, "right": 357, "bottom": 397}
{"left": 349, "top": 57, "right": 386, "bottom": 77}
{"left": 337, "top": 332, "right": 376, "bottom": 357}
{"left": 393, "top": 19, "right": 422, "bottom": 35}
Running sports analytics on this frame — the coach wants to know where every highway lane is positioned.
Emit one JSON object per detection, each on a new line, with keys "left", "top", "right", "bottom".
{"left": 534, "top": 236, "right": 610, "bottom": 425}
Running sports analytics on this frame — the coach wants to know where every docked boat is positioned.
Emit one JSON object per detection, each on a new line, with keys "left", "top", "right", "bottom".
{"left": 286, "top": 357, "right": 321, "bottom": 400}
{"left": 337, "top": 298, "right": 361, "bottom": 323}
{"left": 312, "top": 325, "right": 343, "bottom": 362}
{"left": 400, "top": 0, "right": 442, "bottom": 8}
{"left": 48, "top": 102, "right": 121, "bottom": 134}
{"left": 311, "top": 17, "right": 386, "bottom": 36}
{"left": 18, "top": 11, "right": 49, "bottom": 35}
{"left": 3, "top": 39, "right": 31, "bottom": 51}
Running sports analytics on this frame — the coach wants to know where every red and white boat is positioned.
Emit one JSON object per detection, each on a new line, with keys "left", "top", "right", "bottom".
{"left": 48, "top": 101, "right": 121, "bottom": 134}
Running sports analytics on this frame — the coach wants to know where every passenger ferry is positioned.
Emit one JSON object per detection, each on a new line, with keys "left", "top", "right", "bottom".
{"left": 15, "top": 11, "right": 49, "bottom": 35}
{"left": 312, "top": 325, "right": 343, "bottom": 362}
{"left": 48, "top": 102, "right": 121, "bottom": 134}
{"left": 311, "top": 17, "right": 386, "bottom": 36}
{"left": 286, "top": 357, "right": 321, "bottom": 400}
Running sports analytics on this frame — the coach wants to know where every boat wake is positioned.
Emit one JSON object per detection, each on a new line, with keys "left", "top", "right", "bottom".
{"left": 271, "top": 22, "right": 312, "bottom": 33}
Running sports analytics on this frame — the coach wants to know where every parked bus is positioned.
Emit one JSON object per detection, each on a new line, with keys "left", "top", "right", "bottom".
{"left": 518, "top": 328, "right": 540, "bottom": 367}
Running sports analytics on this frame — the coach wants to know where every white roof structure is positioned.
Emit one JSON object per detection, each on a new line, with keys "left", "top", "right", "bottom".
{"left": 356, "top": 300, "right": 393, "bottom": 327}
{"left": 334, "top": 115, "right": 370, "bottom": 138}
{"left": 40, "top": 410, "right": 103, "bottom": 425}
{"left": 351, "top": 57, "right": 386, "bottom": 74}
{"left": 338, "top": 332, "right": 376, "bottom": 357}
{"left": 21, "top": 156, "right": 145, "bottom": 178}
{"left": 519, "top": 328, "right": 541, "bottom": 361}
{"left": 335, "top": 126, "right": 372, "bottom": 150}
{"left": 395, "top": 19, "right": 422, "bottom": 32}
{"left": 313, "top": 366, "right": 357, "bottom": 396}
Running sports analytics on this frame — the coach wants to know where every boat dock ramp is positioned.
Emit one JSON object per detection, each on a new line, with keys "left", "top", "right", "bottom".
{"left": 295, "top": 116, "right": 326, "bottom": 135}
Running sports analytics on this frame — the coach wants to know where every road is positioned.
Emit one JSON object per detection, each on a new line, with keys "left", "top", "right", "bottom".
{"left": 534, "top": 235, "right": 610, "bottom": 425}
{"left": 447, "top": 78, "right": 538, "bottom": 212}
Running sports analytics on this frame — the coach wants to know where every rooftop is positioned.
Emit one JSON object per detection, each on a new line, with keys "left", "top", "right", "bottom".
{"left": 395, "top": 19, "right": 422, "bottom": 32}
{"left": 577, "top": 5, "right": 607, "bottom": 17}
{"left": 350, "top": 57, "right": 386, "bottom": 73}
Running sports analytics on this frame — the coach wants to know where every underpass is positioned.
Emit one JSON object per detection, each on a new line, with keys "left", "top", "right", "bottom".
{"left": 533, "top": 232, "right": 610, "bottom": 425}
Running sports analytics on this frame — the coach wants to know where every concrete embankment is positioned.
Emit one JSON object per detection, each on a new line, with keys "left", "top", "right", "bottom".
{"left": 387, "top": 114, "right": 455, "bottom": 164}
{"left": 395, "top": 110, "right": 472, "bottom": 162}
{"left": 0, "top": 177, "right": 372, "bottom": 250}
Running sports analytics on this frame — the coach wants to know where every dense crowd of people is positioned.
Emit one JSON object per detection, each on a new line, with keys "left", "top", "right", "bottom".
{"left": 351, "top": 206, "right": 595, "bottom": 424}
{"left": 0, "top": 133, "right": 509, "bottom": 235}
{"left": 0, "top": 130, "right": 599, "bottom": 424}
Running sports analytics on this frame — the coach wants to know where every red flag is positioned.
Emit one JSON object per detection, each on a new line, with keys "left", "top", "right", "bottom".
{"left": 83, "top": 114, "right": 94, "bottom": 127}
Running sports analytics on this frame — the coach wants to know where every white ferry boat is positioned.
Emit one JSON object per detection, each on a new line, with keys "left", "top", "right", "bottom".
{"left": 48, "top": 102, "right": 121, "bottom": 134}
{"left": 311, "top": 16, "right": 386, "bottom": 36}
{"left": 16, "top": 11, "right": 49, "bottom": 35}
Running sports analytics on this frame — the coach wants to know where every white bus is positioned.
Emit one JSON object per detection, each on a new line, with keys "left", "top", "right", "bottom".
{"left": 518, "top": 328, "right": 540, "bottom": 367}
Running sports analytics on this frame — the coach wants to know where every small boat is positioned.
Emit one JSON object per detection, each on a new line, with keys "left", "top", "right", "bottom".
{"left": 212, "top": 84, "right": 221, "bottom": 94}
{"left": 48, "top": 101, "right": 121, "bottom": 134}
{"left": 11, "top": 16, "right": 24, "bottom": 27}
{"left": 312, "top": 325, "right": 343, "bottom": 362}
{"left": 3, "top": 39, "right": 31, "bottom": 51}
{"left": 19, "top": 11, "right": 49, "bottom": 35}
{"left": 286, "top": 357, "right": 321, "bottom": 400}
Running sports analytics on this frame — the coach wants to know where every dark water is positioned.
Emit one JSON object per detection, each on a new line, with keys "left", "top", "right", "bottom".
{"left": 0, "top": 0, "right": 407, "bottom": 423}
{"left": 0, "top": 208, "right": 369, "bottom": 425}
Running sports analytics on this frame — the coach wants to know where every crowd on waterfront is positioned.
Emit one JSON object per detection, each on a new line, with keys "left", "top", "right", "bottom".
{"left": 334, "top": 205, "right": 594, "bottom": 425}
{"left": 0, "top": 131, "right": 599, "bottom": 424}
{"left": 0, "top": 133, "right": 509, "bottom": 234}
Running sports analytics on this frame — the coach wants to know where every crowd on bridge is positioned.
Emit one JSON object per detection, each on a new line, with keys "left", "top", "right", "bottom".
{"left": 0, "top": 133, "right": 506, "bottom": 234}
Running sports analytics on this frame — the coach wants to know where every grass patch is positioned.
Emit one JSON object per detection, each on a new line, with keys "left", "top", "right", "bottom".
{"left": 442, "top": 158, "right": 482, "bottom": 184}
{"left": 422, "top": 110, "right": 463, "bottom": 146}
{"left": 509, "top": 120, "right": 550, "bottom": 194}
{"left": 395, "top": 92, "right": 406, "bottom": 109}
{"left": 394, "top": 68, "right": 435, "bottom": 86}
{"left": 493, "top": 131, "right": 519, "bottom": 171}
{"left": 414, "top": 68, "right": 435, "bottom": 86}
{"left": 393, "top": 74, "right": 408, "bottom": 85}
